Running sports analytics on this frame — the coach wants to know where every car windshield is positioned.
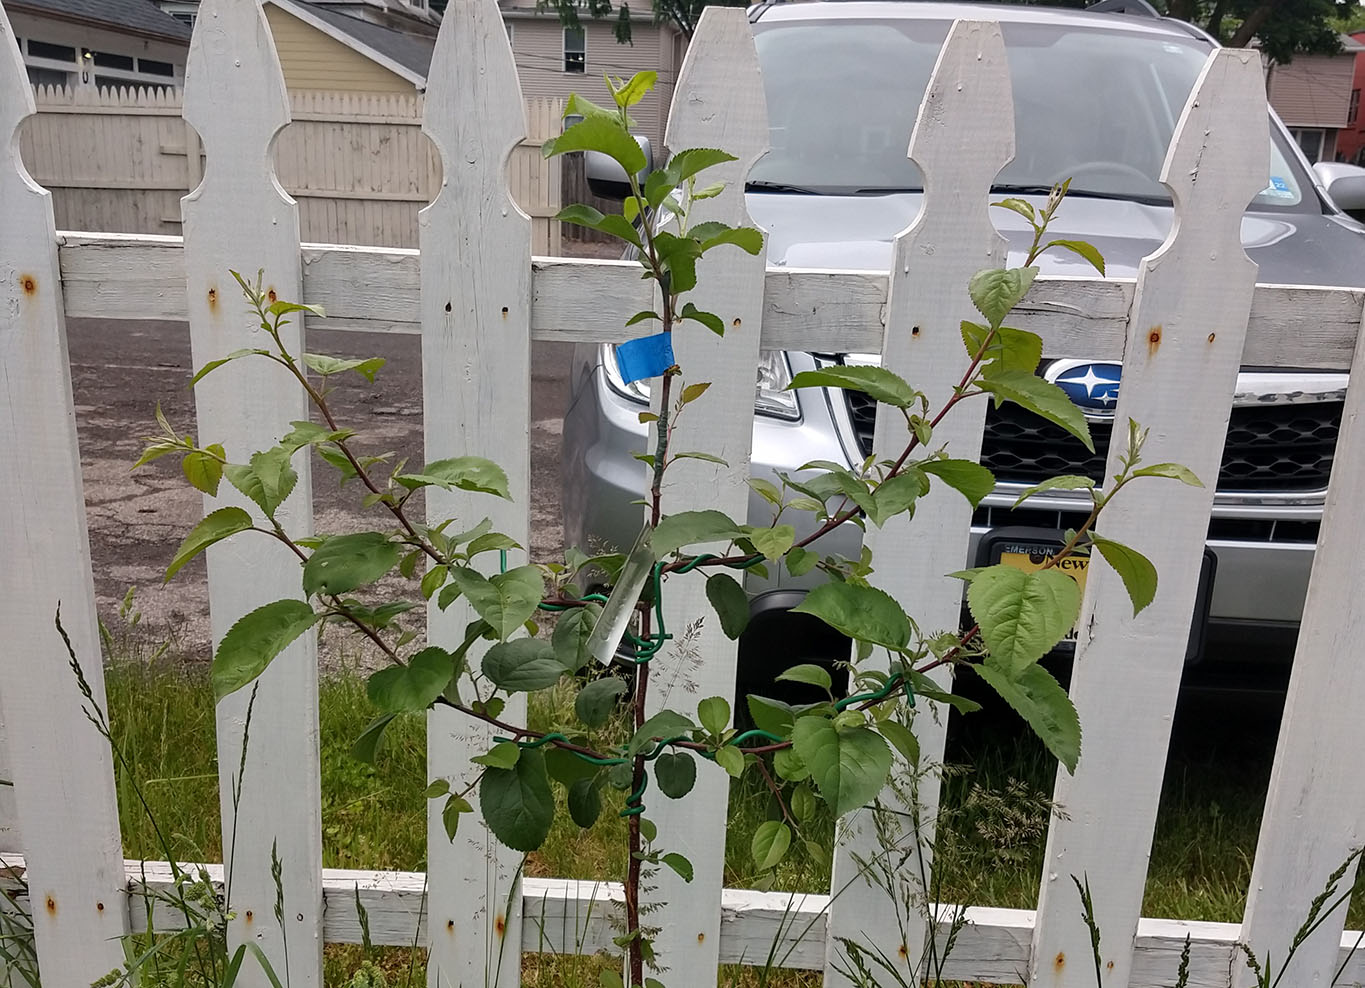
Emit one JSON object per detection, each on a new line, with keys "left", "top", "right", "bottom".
{"left": 749, "top": 17, "right": 1311, "bottom": 210}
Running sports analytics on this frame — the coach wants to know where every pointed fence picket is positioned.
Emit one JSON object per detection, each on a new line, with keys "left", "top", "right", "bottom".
{"left": 6, "top": 1, "right": 1365, "bottom": 985}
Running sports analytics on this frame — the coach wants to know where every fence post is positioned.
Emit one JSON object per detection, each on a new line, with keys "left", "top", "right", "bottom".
{"left": 1028, "top": 49, "right": 1268, "bottom": 987}
{"left": 822, "top": 21, "right": 1014, "bottom": 984}
{"left": 180, "top": 2, "right": 323, "bottom": 984}
{"left": 640, "top": 7, "right": 770, "bottom": 977}
{"left": 1236, "top": 303, "right": 1365, "bottom": 981}
{"left": 418, "top": 0, "right": 532, "bottom": 982}
{"left": 0, "top": 5, "right": 129, "bottom": 979}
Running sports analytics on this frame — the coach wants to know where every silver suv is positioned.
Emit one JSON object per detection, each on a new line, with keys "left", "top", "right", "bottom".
{"left": 561, "top": 0, "right": 1365, "bottom": 686}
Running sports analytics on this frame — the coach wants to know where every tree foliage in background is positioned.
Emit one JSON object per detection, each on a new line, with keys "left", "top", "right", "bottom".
{"left": 536, "top": 0, "right": 748, "bottom": 44}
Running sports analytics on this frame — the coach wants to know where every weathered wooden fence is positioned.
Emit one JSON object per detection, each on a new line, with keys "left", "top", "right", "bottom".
{"left": 3, "top": 0, "right": 1365, "bottom": 985}
{"left": 20, "top": 84, "right": 563, "bottom": 254}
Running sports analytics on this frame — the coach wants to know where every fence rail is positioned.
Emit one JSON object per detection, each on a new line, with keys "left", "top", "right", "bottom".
{"left": 4, "top": 0, "right": 1365, "bottom": 985}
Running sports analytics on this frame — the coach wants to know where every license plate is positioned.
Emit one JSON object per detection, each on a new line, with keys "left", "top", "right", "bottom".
{"left": 998, "top": 547, "right": 1089, "bottom": 640}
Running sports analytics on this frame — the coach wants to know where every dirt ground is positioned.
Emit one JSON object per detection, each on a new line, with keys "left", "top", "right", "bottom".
{"left": 66, "top": 263, "right": 611, "bottom": 670}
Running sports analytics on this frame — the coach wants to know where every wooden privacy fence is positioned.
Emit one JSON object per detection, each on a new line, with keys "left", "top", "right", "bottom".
{"left": 20, "top": 84, "right": 563, "bottom": 254}
{"left": 3, "top": 0, "right": 1365, "bottom": 985}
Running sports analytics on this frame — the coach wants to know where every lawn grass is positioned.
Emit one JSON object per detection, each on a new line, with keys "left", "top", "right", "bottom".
{"left": 100, "top": 658, "right": 1342, "bottom": 987}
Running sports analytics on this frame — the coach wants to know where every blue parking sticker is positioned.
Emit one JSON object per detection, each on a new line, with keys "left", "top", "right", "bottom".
{"left": 1263, "top": 176, "right": 1294, "bottom": 198}
{"left": 616, "top": 333, "right": 675, "bottom": 384}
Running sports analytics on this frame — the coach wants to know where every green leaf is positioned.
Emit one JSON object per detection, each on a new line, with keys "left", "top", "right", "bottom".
{"left": 672, "top": 451, "right": 728, "bottom": 466}
{"left": 1091, "top": 534, "right": 1158, "bottom": 615}
{"left": 626, "top": 309, "right": 659, "bottom": 327}
{"left": 302, "top": 532, "right": 400, "bottom": 598}
{"left": 868, "top": 469, "right": 928, "bottom": 527}
{"left": 879, "top": 720, "right": 919, "bottom": 766}
{"left": 266, "top": 299, "right": 325, "bottom": 319}
{"left": 908, "top": 670, "right": 982, "bottom": 714}
{"left": 751, "top": 820, "right": 792, "bottom": 871}
{"left": 1132, "top": 463, "right": 1203, "bottom": 487}
{"left": 543, "top": 115, "right": 646, "bottom": 176}
{"left": 424, "top": 779, "right": 451, "bottom": 799}
{"left": 698, "top": 696, "right": 730, "bottom": 737}
{"left": 567, "top": 778, "right": 602, "bottom": 828}
{"left": 554, "top": 204, "right": 643, "bottom": 249}
{"left": 692, "top": 181, "right": 725, "bottom": 200}
{"left": 471, "top": 741, "right": 522, "bottom": 769}
{"left": 790, "top": 786, "right": 818, "bottom": 823}
{"left": 664, "top": 147, "right": 736, "bottom": 184}
{"left": 680, "top": 303, "right": 725, "bottom": 336}
{"left": 706, "top": 573, "right": 750, "bottom": 640}
{"left": 552, "top": 603, "right": 602, "bottom": 672}
{"left": 978, "top": 368, "right": 1094, "bottom": 451}
{"left": 787, "top": 366, "right": 916, "bottom": 409}
{"left": 467, "top": 532, "right": 521, "bottom": 557}
{"left": 791, "top": 718, "right": 891, "bottom": 816}
{"left": 655, "top": 751, "right": 697, "bottom": 798}
{"left": 482, "top": 638, "right": 568, "bottom": 692}
{"left": 776, "top": 663, "right": 832, "bottom": 692}
{"left": 679, "top": 381, "right": 711, "bottom": 404}
{"left": 970, "top": 662, "right": 1081, "bottom": 772}
{"left": 442, "top": 794, "right": 473, "bottom": 842}
{"left": 614, "top": 70, "right": 657, "bottom": 108}
{"left": 182, "top": 449, "right": 224, "bottom": 496}
{"left": 225, "top": 448, "right": 298, "bottom": 520}
{"left": 575, "top": 676, "right": 628, "bottom": 728}
{"left": 188, "top": 348, "right": 268, "bottom": 386}
{"left": 547, "top": 744, "right": 600, "bottom": 787}
{"left": 920, "top": 459, "right": 996, "bottom": 510}
{"left": 967, "top": 564, "right": 1082, "bottom": 674}
{"left": 301, "top": 353, "right": 385, "bottom": 381}
{"left": 564, "top": 91, "right": 618, "bottom": 122}
{"left": 628, "top": 710, "right": 697, "bottom": 755}
{"left": 351, "top": 713, "right": 397, "bottom": 763}
{"left": 713, "top": 744, "right": 745, "bottom": 777}
{"left": 990, "top": 327, "right": 1045, "bottom": 374}
{"left": 746, "top": 525, "right": 796, "bottom": 561}
{"left": 699, "top": 226, "right": 764, "bottom": 256}
{"left": 773, "top": 747, "right": 809, "bottom": 782}
{"left": 213, "top": 600, "right": 320, "bottom": 699}
{"left": 785, "top": 546, "right": 818, "bottom": 578}
{"left": 660, "top": 852, "right": 694, "bottom": 883}
{"left": 1012, "top": 474, "right": 1096, "bottom": 508}
{"left": 968, "top": 266, "right": 1038, "bottom": 327}
{"left": 395, "top": 457, "right": 510, "bottom": 499}
{"left": 366, "top": 647, "right": 456, "bottom": 713}
{"left": 652, "top": 509, "right": 743, "bottom": 556}
{"left": 1044, "top": 239, "right": 1105, "bottom": 275}
{"left": 748, "top": 477, "right": 783, "bottom": 507}
{"left": 480, "top": 748, "right": 555, "bottom": 852}
{"left": 790, "top": 583, "right": 912, "bottom": 650}
{"left": 166, "top": 506, "right": 253, "bottom": 583}
{"left": 448, "top": 565, "right": 545, "bottom": 639}
{"left": 747, "top": 695, "right": 797, "bottom": 737}
{"left": 992, "top": 197, "right": 1036, "bottom": 222}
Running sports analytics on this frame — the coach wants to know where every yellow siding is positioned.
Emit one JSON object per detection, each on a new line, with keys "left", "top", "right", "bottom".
{"left": 509, "top": 16, "right": 676, "bottom": 145}
{"left": 264, "top": 4, "right": 414, "bottom": 94}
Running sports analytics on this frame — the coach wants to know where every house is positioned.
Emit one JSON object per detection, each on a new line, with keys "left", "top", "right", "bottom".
{"left": 1331, "top": 30, "right": 1365, "bottom": 164}
{"left": 500, "top": 0, "right": 685, "bottom": 147}
{"left": 1264, "top": 35, "right": 1365, "bottom": 163}
{"left": 2, "top": 0, "right": 192, "bottom": 89}
{"left": 155, "top": 0, "right": 436, "bottom": 92}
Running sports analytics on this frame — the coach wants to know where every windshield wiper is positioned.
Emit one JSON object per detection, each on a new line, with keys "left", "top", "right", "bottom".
{"left": 746, "top": 180, "right": 822, "bottom": 195}
{"left": 990, "top": 183, "right": 1169, "bottom": 205}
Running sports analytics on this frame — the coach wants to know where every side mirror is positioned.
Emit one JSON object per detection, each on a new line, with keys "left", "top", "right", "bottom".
{"left": 1313, "top": 161, "right": 1365, "bottom": 215}
{"left": 585, "top": 136, "right": 654, "bottom": 200}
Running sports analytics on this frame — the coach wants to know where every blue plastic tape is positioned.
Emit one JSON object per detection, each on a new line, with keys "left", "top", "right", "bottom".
{"left": 616, "top": 333, "right": 675, "bottom": 385}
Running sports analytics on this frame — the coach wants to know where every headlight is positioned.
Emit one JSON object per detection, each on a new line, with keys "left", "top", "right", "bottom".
{"left": 603, "top": 345, "right": 800, "bottom": 420}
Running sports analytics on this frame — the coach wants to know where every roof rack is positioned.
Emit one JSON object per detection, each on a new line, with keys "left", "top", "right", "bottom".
{"left": 1085, "top": 0, "right": 1163, "bottom": 18}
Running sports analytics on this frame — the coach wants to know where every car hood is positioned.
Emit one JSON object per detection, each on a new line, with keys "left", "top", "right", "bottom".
{"left": 748, "top": 191, "right": 1365, "bottom": 287}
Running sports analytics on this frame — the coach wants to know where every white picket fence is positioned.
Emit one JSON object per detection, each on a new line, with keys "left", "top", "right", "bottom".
{"left": 2, "top": 0, "right": 1365, "bottom": 985}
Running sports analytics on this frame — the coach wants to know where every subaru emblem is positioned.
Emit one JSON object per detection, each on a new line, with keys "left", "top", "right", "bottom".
{"left": 1044, "top": 360, "right": 1122, "bottom": 419}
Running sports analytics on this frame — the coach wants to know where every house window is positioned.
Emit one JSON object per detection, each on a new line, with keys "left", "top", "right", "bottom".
{"left": 92, "top": 52, "right": 135, "bottom": 71}
{"left": 26, "top": 40, "right": 76, "bottom": 63}
{"left": 171, "top": 12, "right": 196, "bottom": 26}
{"left": 138, "top": 58, "right": 176, "bottom": 77}
{"left": 1351, "top": 89, "right": 1360, "bottom": 126}
{"left": 564, "top": 27, "right": 585, "bottom": 73}
{"left": 26, "top": 66, "right": 70, "bottom": 88}
{"left": 1292, "top": 127, "right": 1327, "bottom": 163}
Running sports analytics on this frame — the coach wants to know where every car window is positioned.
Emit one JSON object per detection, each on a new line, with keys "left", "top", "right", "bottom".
{"left": 750, "top": 17, "right": 1310, "bottom": 211}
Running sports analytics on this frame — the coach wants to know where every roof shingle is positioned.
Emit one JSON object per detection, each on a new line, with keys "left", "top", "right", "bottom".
{"left": 6, "top": 0, "right": 193, "bottom": 43}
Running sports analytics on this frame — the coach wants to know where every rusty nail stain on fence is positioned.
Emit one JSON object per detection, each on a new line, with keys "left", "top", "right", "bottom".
{"left": 96, "top": 901, "right": 104, "bottom": 912}
{"left": 911, "top": 325, "right": 921, "bottom": 336}
{"left": 19, "top": 275, "right": 36, "bottom": 295}
{"left": 208, "top": 288, "right": 218, "bottom": 309}
{"left": 447, "top": 919, "right": 455, "bottom": 933}
{"left": 1107, "top": 960, "right": 1115, "bottom": 970}
{"left": 501, "top": 306, "right": 509, "bottom": 318}
{"left": 445, "top": 301, "right": 452, "bottom": 313}
{"left": 495, "top": 914, "right": 506, "bottom": 937}
{"left": 697, "top": 932, "right": 705, "bottom": 944}
{"left": 897, "top": 943, "right": 908, "bottom": 960}
{"left": 296, "top": 912, "right": 303, "bottom": 922}
{"left": 245, "top": 910, "right": 253, "bottom": 923}
{"left": 1208, "top": 332, "right": 1216, "bottom": 343}
{"left": 1147, "top": 325, "right": 1162, "bottom": 354}
{"left": 1054, "top": 951, "right": 1065, "bottom": 969}
{"left": 732, "top": 317, "right": 741, "bottom": 328}
{"left": 45, "top": 897, "right": 55, "bottom": 915}
{"left": 268, "top": 289, "right": 277, "bottom": 303}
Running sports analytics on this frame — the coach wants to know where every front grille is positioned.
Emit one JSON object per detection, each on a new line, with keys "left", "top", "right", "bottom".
{"left": 844, "top": 390, "right": 1342, "bottom": 494}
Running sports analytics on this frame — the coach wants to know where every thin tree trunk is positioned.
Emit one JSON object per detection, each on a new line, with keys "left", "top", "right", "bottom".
{"left": 1229, "top": 0, "right": 1279, "bottom": 49}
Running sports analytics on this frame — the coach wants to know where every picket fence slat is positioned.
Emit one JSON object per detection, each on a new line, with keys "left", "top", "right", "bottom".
{"left": 0, "top": 8, "right": 129, "bottom": 981}
{"left": 822, "top": 21, "right": 1017, "bottom": 986}
{"left": 638, "top": 9, "right": 771, "bottom": 978}
{"left": 1030, "top": 49, "right": 1269, "bottom": 988}
{"left": 418, "top": 0, "right": 533, "bottom": 982}
{"left": 1236, "top": 277, "right": 1365, "bottom": 982}
{"left": 180, "top": 1, "right": 324, "bottom": 984}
